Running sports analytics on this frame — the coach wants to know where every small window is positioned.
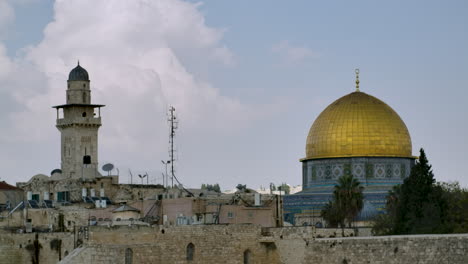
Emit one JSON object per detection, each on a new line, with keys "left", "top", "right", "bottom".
{"left": 244, "top": 250, "right": 251, "bottom": 264}
{"left": 83, "top": 83, "right": 86, "bottom": 88}
{"left": 116, "top": 218, "right": 121, "bottom": 221}
{"left": 82, "top": 92, "right": 86, "bottom": 103}
{"left": 186, "top": 243, "right": 194, "bottom": 261}
{"left": 125, "top": 248, "right": 133, "bottom": 264}
{"left": 82, "top": 112, "right": 87, "bottom": 117}
{"left": 227, "top": 212, "right": 234, "bottom": 219}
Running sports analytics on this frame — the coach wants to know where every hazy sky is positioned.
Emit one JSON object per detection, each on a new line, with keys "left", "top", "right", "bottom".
{"left": 0, "top": 0, "right": 467, "bottom": 190}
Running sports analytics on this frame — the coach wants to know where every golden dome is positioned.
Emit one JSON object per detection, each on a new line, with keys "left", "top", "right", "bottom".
{"left": 305, "top": 91, "right": 412, "bottom": 160}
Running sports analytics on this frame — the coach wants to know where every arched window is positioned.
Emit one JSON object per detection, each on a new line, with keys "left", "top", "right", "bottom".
{"left": 243, "top": 249, "right": 251, "bottom": 264}
{"left": 186, "top": 243, "right": 195, "bottom": 261}
{"left": 125, "top": 248, "right": 133, "bottom": 264}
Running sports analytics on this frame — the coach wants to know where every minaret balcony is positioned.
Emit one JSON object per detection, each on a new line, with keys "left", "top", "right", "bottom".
{"left": 56, "top": 117, "right": 102, "bottom": 127}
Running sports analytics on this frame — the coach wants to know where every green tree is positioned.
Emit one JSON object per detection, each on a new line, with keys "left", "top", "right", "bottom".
{"left": 321, "top": 174, "right": 364, "bottom": 227}
{"left": 437, "top": 182, "right": 468, "bottom": 233}
{"left": 212, "top": 183, "right": 221, "bottom": 193}
{"left": 394, "top": 148, "right": 447, "bottom": 234}
{"left": 278, "top": 183, "right": 290, "bottom": 194}
{"left": 373, "top": 148, "right": 450, "bottom": 235}
{"left": 236, "top": 184, "right": 247, "bottom": 192}
{"left": 201, "top": 183, "right": 221, "bottom": 193}
{"left": 321, "top": 201, "right": 345, "bottom": 228}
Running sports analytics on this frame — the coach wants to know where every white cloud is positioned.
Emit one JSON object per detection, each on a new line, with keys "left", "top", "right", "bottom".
{"left": 0, "top": 0, "right": 266, "bottom": 183}
{"left": 271, "top": 40, "right": 316, "bottom": 65}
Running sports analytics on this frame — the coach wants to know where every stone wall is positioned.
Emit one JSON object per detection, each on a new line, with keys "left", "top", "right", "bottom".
{"left": 0, "top": 232, "right": 74, "bottom": 264}
{"left": 1, "top": 225, "right": 467, "bottom": 264}
{"left": 59, "top": 225, "right": 468, "bottom": 264}
{"left": 306, "top": 234, "right": 468, "bottom": 264}
{"left": 61, "top": 225, "right": 280, "bottom": 264}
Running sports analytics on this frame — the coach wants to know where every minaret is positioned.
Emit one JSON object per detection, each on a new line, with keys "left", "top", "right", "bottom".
{"left": 53, "top": 63, "right": 105, "bottom": 179}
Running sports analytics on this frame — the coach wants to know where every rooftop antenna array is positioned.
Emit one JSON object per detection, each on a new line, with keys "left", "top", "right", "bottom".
{"left": 167, "top": 106, "right": 178, "bottom": 188}
{"left": 165, "top": 106, "right": 194, "bottom": 196}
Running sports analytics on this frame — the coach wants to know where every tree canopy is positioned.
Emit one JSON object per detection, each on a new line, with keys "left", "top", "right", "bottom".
{"left": 321, "top": 174, "right": 364, "bottom": 228}
{"left": 372, "top": 148, "right": 468, "bottom": 235}
{"left": 201, "top": 183, "right": 221, "bottom": 193}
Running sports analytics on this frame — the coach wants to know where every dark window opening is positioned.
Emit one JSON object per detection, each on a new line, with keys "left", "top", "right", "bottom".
{"left": 82, "top": 112, "right": 87, "bottom": 117}
{"left": 57, "top": 191, "right": 70, "bottom": 202}
{"left": 31, "top": 194, "right": 40, "bottom": 202}
{"left": 186, "top": 243, "right": 195, "bottom": 261}
{"left": 125, "top": 248, "right": 133, "bottom": 264}
{"left": 244, "top": 249, "right": 251, "bottom": 264}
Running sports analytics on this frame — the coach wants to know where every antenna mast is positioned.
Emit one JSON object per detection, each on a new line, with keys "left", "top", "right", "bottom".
{"left": 167, "top": 106, "right": 178, "bottom": 188}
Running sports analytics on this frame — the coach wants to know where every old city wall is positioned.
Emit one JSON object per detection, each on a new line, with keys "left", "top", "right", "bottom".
{"left": 61, "top": 225, "right": 280, "bottom": 264}
{"left": 305, "top": 234, "right": 468, "bottom": 264}
{"left": 60, "top": 225, "right": 468, "bottom": 264}
{"left": 0, "top": 232, "right": 74, "bottom": 264}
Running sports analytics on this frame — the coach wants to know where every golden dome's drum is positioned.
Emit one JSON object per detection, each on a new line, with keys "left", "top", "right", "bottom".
{"left": 304, "top": 91, "right": 412, "bottom": 160}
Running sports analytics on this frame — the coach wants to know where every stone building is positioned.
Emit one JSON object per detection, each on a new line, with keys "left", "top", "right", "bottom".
{"left": 53, "top": 62, "right": 104, "bottom": 180}
{"left": 4, "top": 64, "right": 281, "bottom": 232}
{"left": 284, "top": 71, "right": 416, "bottom": 226}
{"left": 158, "top": 192, "right": 281, "bottom": 227}
{"left": 0, "top": 181, "right": 23, "bottom": 213}
{"left": 16, "top": 64, "right": 166, "bottom": 206}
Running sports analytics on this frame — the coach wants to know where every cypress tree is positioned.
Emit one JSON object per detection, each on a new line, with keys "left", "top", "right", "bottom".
{"left": 393, "top": 148, "right": 446, "bottom": 234}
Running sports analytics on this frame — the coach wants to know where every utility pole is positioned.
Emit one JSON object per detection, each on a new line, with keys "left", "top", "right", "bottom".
{"left": 167, "top": 106, "right": 178, "bottom": 188}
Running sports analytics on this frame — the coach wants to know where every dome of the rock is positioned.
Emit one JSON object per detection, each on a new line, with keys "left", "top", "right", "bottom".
{"left": 305, "top": 91, "right": 412, "bottom": 160}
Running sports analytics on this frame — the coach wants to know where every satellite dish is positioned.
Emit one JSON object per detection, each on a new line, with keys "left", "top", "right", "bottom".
{"left": 50, "top": 169, "right": 62, "bottom": 175}
{"left": 102, "top": 163, "right": 114, "bottom": 172}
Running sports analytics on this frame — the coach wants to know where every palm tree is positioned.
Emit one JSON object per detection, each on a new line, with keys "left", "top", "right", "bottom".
{"left": 334, "top": 174, "right": 364, "bottom": 227}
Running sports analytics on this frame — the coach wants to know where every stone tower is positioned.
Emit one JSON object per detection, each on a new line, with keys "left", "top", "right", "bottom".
{"left": 53, "top": 63, "right": 105, "bottom": 179}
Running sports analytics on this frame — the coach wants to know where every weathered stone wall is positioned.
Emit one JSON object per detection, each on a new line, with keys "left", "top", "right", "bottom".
{"left": 58, "top": 225, "right": 468, "bottom": 264}
{"left": 1, "top": 225, "right": 467, "bottom": 264}
{"left": 0, "top": 206, "right": 92, "bottom": 230}
{"left": 0, "top": 232, "right": 74, "bottom": 264}
{"left": 305, "top": 234, "right": 468, "bottom": 264}
{"left": 61, "top": 225, "right": 280, "bottom": 264}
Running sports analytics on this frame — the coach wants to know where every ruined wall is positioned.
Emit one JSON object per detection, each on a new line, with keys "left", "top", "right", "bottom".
{"left": 0, "top": 232, "right": 74, "bottom": 264}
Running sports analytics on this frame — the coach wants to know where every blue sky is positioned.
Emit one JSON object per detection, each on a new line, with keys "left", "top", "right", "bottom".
{"left": 0, "top": 0, "right": 467, "bottom": 189}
